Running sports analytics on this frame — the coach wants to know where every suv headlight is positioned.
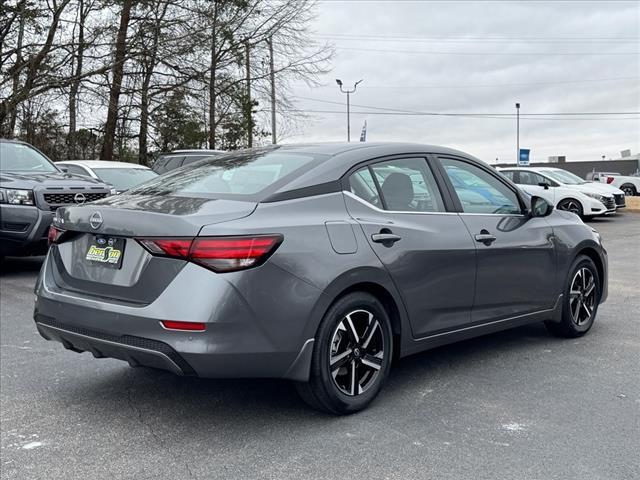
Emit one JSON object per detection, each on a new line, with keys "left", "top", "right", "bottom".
{"left": 0, "top": 188, "right": 35, "bottom": 205}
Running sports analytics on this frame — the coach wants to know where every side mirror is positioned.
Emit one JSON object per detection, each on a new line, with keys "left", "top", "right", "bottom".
{"left": 531, "top": 195, "right": 553, "bottom": 217}
{"left": 59, "top": 166, "right": 69, "bottom": 173}
{"left": 538, "top": 182, "right": 550, "bottom": 190}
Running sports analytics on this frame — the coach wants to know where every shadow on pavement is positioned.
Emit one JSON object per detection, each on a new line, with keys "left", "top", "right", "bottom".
{"left": 0, "top": 256, "right": 44, "bottom": 277}
{"left": 59, "top": 321, "right": 556, "bottom": 425}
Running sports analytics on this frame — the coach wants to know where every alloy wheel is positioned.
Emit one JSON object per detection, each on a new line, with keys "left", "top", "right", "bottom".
{"left": 622, "top": 186, "right": 635, "bottom": 196}
{"left": 559, "top": 200, "right": 581, "bottom": 215}
{"left": 569, "top": 267, "right": 597, "bottom": 326}
{"left": 329, "top": 309, "right": 385, "bottom": 396}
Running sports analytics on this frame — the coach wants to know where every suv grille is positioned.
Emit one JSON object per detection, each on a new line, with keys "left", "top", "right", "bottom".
{"left": 614, "top": 194, "right": 625, "bottom": 207}
{"left": 43, "top": 192, "right": 108, "bottom": 210}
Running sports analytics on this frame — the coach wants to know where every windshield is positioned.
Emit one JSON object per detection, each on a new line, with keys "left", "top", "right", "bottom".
{"left": 129, "top": 149, "right": 320, "bottom": 199}
{"left": 94, "top": 168, "right": 158, "bottom": 191}
{"left": 0, "top": 142, "right": 58, "bottom": 173}
{"left": 542, "top": 169, "right": 586, "bottom": 185}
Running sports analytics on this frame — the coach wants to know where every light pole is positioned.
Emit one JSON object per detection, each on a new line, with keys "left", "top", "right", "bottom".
{"left": 515, "top": 102, "right": 520, "bottom": 166}
{"left": 336, "top": 78, "right": 363, "bottom": 142}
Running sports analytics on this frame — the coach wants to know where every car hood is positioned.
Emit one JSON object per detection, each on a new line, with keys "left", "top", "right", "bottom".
{"left": 0, "top": 171, "right": 108, "bottom": 189}
{"left": 582, "top": 182, "right": 624, "bottom": 195}
{"left": 564, "top": 183, "right": 614, "bottom": 198}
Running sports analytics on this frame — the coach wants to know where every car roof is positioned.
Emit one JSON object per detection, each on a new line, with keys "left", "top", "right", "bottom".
{"left": 56, "top": 160, "right": 151, "bottom": 169}
{"left": 169, "top": 149, "right": 226, "bottom": 154}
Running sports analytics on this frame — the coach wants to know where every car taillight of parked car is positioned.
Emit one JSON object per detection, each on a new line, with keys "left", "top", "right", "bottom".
{"left": 47, "top": 225, "right": 66, "bottom": 245}
{"left": 606, "top": 176, "right": 615, "bottom": 184}
{"left": 137, "top": 235, "right": 283, "bottom": 272}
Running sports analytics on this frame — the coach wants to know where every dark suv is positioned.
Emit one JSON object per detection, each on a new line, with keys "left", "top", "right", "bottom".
{"left": 0, "top": 139, "right": 112, "bottom": 257}
{"left": 152, "top": 149, "right": 225, "bottom": 174}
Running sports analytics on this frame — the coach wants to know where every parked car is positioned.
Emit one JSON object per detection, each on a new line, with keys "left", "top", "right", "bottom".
{"left": 35, "top": 143, "right": 607, "bottom": 414}
{"left": 586, "top": 171, "right": 640, "bottom": 197}
{"left": 499, "top": 167, "right": 621, "bottom": 217}
{"left": 152, "top": 149, "right": 225, "bottom": 174}
{"left": 0, "top": 139, "right": 112, "bottom": 258}
{"left": 56, "top": 160, "right": 158, "bottom": 194}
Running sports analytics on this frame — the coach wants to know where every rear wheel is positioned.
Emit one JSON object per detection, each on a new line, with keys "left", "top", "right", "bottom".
{"left": 620, "top": 184, "right": 637, "bottom": 196}
{"left": 295, "top": 292, "right": 393, "bottom": 414}
{"left": 557, "top": 198, "right": 584, "bottom": 217}
{"left": 545, "top": 255, "right": 600, "bottom": 338}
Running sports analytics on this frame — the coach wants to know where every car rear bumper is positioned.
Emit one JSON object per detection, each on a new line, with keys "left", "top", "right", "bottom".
{"left": 0, "top": 205, "right": 52, "bottom": 256}
{"left": 33, "top": 251, "right": 321, "bottom": 380}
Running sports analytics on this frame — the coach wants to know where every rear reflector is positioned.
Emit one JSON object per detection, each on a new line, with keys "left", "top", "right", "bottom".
{"left": 161, "top": 320, "right": 206, "bottom": 332}
{"left": 137, "top": 235, "right": 283, "bottom": 272}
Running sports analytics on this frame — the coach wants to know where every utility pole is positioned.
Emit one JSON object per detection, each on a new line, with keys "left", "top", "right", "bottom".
{"left": 336, "top": 79, "right": 363, "bottom": 142}
{"left": 515, "top": 102, "right": 520, "bottom": 166}
{"left": 268, "top": 36, "right": 276, "bottom": 145}
{"left": 245, "top": 39, "right": 252, "bottom": 148}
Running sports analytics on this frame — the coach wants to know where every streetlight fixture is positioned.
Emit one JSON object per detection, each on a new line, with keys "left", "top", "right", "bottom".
{"left": 515, "top": 102, "right": 520, "bottom": 166}
{"left": 336, "top": 78, "right": 363, "bottom": 142}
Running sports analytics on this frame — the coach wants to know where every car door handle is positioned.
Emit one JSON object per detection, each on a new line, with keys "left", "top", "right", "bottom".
{"left": 474, "top": 232, "right": 496, "bottom": 245}
{"left": 371, "top": 233, "right": 402, "bottom": 244}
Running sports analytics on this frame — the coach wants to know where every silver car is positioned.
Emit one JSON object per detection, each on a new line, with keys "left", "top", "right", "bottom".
{"left": 34, "top": 143, "right": 608, "bottom": 414}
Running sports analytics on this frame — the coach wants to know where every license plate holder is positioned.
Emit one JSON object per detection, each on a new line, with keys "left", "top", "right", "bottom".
{"left": 85, "top": 236, "right": 125, "bottom": 269}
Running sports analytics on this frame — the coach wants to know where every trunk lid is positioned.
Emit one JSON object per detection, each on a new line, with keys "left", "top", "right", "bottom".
{"left": 50, "top": 194, "right": 257, "bottom": 304}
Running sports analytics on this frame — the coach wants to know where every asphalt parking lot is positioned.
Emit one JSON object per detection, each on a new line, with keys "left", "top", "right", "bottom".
{"left": 1, "top": 214, "right": 639, "bottom": 480}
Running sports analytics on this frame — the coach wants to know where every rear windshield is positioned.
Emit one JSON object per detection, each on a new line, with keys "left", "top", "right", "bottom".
{"left": 0, "top": 142, "right": 58, "bottom": 172}
{"left": 94, "top": 168, "right": 158, "bottom": 191}
{"left": 129, "top": 149, "right": 322, "bottom": 200}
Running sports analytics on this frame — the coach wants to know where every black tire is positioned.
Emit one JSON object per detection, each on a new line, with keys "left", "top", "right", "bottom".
{"left": 545, "top": 255, "right": 600, "bottom": 338}
{"left": 557, "top": 198, "right": 584, "bottom": 218}
{"left": 295, "top": 292, "right": 393, "bottom": 415}
{"left": 620, "top": 184, "right": 637, "bottom": 197}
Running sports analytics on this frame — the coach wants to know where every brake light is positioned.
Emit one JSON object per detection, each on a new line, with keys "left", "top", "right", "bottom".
{"left": 161, "top": 320, "right": 206, "bottom": 332}
{"left": 47, "top": 225, "right": 66, "bottom": 245}
{"left": 137, "top": 235, "right": 283, "bottom": 272}
{"left": 606, "top": 176, "right": 615, "bottom": 184}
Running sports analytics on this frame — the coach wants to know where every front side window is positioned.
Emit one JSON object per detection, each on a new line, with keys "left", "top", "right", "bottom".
{"left": 63, "top": 164, "right": 91, "bottom": 176}
{"left": 349, "top": 158, "right": 444, "bottom": 212}
{"left": 518, "top": 171, "right": 548, "bottom": 186}
{"left": 0, "top": 142, "right": 57, "bottom": 173}
{"left": 441, "top": 158, "right": 521, "bottom": 215}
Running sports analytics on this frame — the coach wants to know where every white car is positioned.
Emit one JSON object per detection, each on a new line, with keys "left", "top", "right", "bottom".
{"left": 56, "top": 160, "right": 158, "bottom": 194}
{"left": 586, "top": 171, "right": 640, "bottom": 197}
{"left": 499, "top": 167, "right": 618, "bottom": 219}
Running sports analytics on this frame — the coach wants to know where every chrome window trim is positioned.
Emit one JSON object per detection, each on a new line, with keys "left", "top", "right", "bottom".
{"left": 343, "top": 190, "right": 458, "bottom": 216}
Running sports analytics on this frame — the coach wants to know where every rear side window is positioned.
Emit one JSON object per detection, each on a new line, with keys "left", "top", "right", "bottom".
{"left": 500, "top": 170, "right": 516, "bottom": 181}
{"left": 164, "top": 156, "right": 184, "bottom": 171}
{"left": 349, "top": 158, "right": 445, "bottom": 212}
{"left": 182, "top": 155, "right": 214, "bottom": 166}
{"left": 441, "top": 158, "right": 522, "bottom": 215}
{"left": 130, "top": 150, "right": 319, "bottom": 199}
{"left": 63, "top": 164, "right": 91, "bottom": 176}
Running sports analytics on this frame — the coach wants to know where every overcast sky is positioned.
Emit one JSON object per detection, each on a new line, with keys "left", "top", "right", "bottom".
{"left": 286, "top": 0, "right": 640, "bottom": 163}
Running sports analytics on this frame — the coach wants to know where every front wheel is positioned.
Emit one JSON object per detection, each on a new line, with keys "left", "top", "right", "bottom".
{"left": 295, "top": 292, "right": 393, "bottom": 414}
{"left": 557, "top": 198, "right": 584, "bottom": 218}
{"left": 620, "top": 184, "right": 637, "bottom": 196}
{"left": 545, "top": 255, "right": 600, "bottom": 338}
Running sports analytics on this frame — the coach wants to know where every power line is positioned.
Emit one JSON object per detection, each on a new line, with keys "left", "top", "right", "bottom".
{"left": 293, "top": 95, "right": 640, "bottom": 117}
{"left": 334, "top": 46, "right": 640, "bottom": 56}
{"left": 295, "top": 76, "right": 640, "bottom": 90}
{"left": 314, "top": 33, "right": 640, "bottom": 44}
{"left": 278, "top": 108, "right": 640, "bottom": 121}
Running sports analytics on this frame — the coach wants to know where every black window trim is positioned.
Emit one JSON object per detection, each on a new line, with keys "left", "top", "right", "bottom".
{"left": 340, "top": 153, "right": 459, "bottom": 213}
{"left": 432, "top": 155, "right": 529, "bottom": 216}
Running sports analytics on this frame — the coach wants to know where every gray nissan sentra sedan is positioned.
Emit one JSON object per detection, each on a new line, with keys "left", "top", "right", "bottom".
{"left": 34, "top": 143, "right": 607, "bottom": 414}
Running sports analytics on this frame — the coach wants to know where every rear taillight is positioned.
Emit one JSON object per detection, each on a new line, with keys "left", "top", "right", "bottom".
{"left": 47, "top": 225, "right": 66, "bottom": 245}
{"left": 137, "top": 235, "right": 283, "bottom": 273}
{"left": 606, "top": 176, "right": 615, "bottom": 184}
